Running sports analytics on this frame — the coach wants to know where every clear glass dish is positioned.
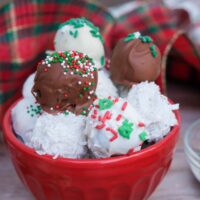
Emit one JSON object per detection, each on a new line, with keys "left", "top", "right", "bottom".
{"left": 184, "top": 119, "right": 200, "bottom": 182}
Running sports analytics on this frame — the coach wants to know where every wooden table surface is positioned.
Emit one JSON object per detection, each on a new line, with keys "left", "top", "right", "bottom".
{"left": 0, "top": 83, "right": 200, "bottom": 200}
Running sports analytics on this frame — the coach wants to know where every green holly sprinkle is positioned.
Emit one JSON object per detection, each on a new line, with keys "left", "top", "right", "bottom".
{"left": 139, "top": 131, "right": 148, "bottom": 141}
{"left": 100, "top": 56, "right": 105, "bottom": 66}
{"left": 139, "top": 36, "right": 153, "bottom": 43}
{"left": 118, "top": 120, "right": 134, "bottom": 139}
{"left": 98, "top": 98, "right": 113, "bottom": 110}
{"left": 69, "top": 30, "right": 78, "bottom": 38}
{"left": 149, "top": 45, "right": 157, "bottom": 58}
{"left": 64, "top": 111, "right": 69, "bottom": 116}
{"left": 81, "top": 111, "right": 87, "bottom": 115}
{"left": 26, "top": 104, "right": 42, "bottom": 117}
{"left": 124, "top": 33, "right": 136, "bottom": 42}
{"left": 59, "top": 18, "right": 104, "bottom": 44}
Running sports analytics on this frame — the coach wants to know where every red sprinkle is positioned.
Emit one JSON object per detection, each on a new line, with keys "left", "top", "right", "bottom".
{"left": 95, "top": 123, "right": 105, "bottom": 129}
{"left": 44, "top": 67, "right": 48, "bottom": 72}
{"left": 121, "top": 102, "right": 128, "bottom": 111}
{"left": 93, "top": 110, "right": 98, "bottom": 115}
{"left": 108, "top": 96, "right": 111, "bottom": 99}
{"left": 127, "top": 148, "right": 134, "bottom": 155}
{"left": 102, "top": 111, "right": 112, "bottom": 123}
{"left": 138, "top": 122, "right": 145, "bottom": 127}
{"left": 116, "top": 114, "right": 122, "bottom": 121}
{"left": 64, "top": 93, "right": 68, "bottom": 97}
{"left": 113, "top": 98, "right": 119, "bottom": 103}
{"left": 106, "top": 127, "right": 118, "bottom": 142}
{"left": 139, "top": 142, "right": 143, "bottom": 147}
{"left": 98, "top": 116, "right": 102, "bottom": 121}
{"left": 55, "top": 104, "right": 60, "bottom": 109}
{"left": 91, "top": 115, "right": 96, "bottom": 119}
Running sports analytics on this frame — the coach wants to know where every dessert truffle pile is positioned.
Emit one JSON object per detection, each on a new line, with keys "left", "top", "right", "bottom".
{"left": 11, "top": 18, "right": 179, "bottom": 159}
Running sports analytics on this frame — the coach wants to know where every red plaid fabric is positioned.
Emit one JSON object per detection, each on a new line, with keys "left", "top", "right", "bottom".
{"left": 0, "top": 0, "right": 115, "bottom": 123}
{"left": 1, "top": 0, "right": 200, "bottom": 125}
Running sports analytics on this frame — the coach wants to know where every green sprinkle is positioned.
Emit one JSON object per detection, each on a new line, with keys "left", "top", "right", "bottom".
{"left": 69, "top": 30, "right": 78, "bottom": 38}
{"left": 118, "top": 120, "right": 133, "bottom": 139}
{"left": 79, "top": 94, "right": 83, "bottom": 98}
{"left": 91, "top": 82, "right": 95, "bottom": 86}
{"left": 100, "top": 56, "right": 105, "bottom": 66}
{"left": 74, "top": 30, "right": 78, "bottom": 38}
{"left": 98, "top": 98, "right": 113, "bottom": 110}
{"left": 139, "top": 131, "right": 148, "bottom": 141}
{"left": 82, "top": 106, "right": 87, "bottom": 110}
{"left": 64, "top": 111, "right": 69, "bottom": 116}
{"left": 150, "top": 45, "right": 157, "bottom": 58}
{"left": 139, "top": 35, "right": 153, "bottom": 43}
{"left": 81, "top": 111, "right": 86, "bottom": 115}
{"left": 59, "top": 18, "right": 104, "bottom": 44}
{"left": 124, "top": 33, "right": 135, "bottom": 42}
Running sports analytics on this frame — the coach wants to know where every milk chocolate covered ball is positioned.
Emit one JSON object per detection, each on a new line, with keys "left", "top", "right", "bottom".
{"left": 110, "top": 32, "right": 161, "bottom": 87}
{"left": 32, "top": 51, "right": 98, "bottom": 115}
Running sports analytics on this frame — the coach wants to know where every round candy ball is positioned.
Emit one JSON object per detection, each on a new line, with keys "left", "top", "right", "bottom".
{"left": 32, "top": 51, "right": 98, "bottom": 115}
{"left": 85, "top": 97, "right": 149, "bottom": 158}
{"left": 110, "top": 32, "right": 161, "bottom": 87}
{"left": 54, "top": 18, "right": 105, "bottom": 70}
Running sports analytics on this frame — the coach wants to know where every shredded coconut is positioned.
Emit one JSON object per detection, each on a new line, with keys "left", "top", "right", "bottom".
{"left": 127, "top": 81, "right": 179, "bottom": 141}
{"left": 27, "top": 112, "right": 87, "bottom": 159}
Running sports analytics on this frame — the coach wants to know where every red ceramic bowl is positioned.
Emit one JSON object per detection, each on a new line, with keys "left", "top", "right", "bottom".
{"left": 2, "top": 99, "right": 180, "bottom": 200}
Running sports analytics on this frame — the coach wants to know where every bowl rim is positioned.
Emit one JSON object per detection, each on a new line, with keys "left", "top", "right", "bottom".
{"left": 2, "top": 98, "right": 181, "bottom": 167}
{"left": 184, "top": 118, "right": 200, "bottom": 161}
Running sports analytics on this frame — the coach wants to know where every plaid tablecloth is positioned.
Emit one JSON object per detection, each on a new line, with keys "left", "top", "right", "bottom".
{"left": 0, "top": 0, "right": 200, "bottom": 124}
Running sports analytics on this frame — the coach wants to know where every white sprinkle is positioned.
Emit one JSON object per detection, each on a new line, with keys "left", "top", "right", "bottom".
{"left": 64, "top": 72, "right": 67, "bottom": 75}
{"left": 71, "top": 72, "right": 74, "bottom": 75}
{"left": 50, "top": 107, "right": 54, "bottom": 111}
{"left": 78, "top": 81, "right": 82, "bottom": 85}
{"left": 88, "top": 96, "right": 91, "bottom": 99}
{"left": 133, "top": 31, "right": 141, "bottom": 39}
{"left": 47, "top": 64, "right": 51, "bottom": 67}
{"left": 89, "top": 90, "right": 94, "bottom": 94}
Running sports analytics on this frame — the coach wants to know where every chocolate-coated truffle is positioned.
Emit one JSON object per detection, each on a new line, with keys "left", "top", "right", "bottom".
{"left": 110, "top": 32, "right": 161, "bottom": 87}
{"left": 32, "top": 51, "right": 98, "bottom": 115}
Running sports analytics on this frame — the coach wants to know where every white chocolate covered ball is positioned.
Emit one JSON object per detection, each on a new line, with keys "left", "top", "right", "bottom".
{"left": 85, "top": 97, "right": 149, "bottom": 158}
{"left": 54, "top": 18, "right": 105, "bottom": 70}
{"left": 22, "top": 73, "right": 35, "bottom": 100}
{"left": 11, "top": 98, "right": 42, "bottom": 143}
